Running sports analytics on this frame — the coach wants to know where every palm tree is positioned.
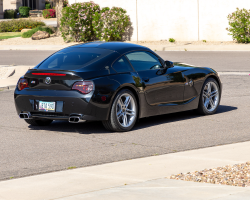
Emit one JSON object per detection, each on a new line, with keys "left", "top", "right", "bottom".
{"left": 55, "top": 0, "right": 63, "bottom": 35}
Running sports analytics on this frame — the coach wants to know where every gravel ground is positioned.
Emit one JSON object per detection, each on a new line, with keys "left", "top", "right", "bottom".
{"left": 169, "top": 162, "right": 250, "bottom": 187}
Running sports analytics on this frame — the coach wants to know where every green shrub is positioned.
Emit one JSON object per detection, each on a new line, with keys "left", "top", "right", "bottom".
{"left": 19, "top": 6, "right": 31, "bottom": 17}
{"left": 0, "top": 19, "right": 45, "bottom": 32}
{"left": 45, "top": 3, "right": 51, "bottom": 9}
{"left": 63, "top": 0, "right": 68, "bottom": 7}
{"left": 22, "top": 26, "right": 54, "bottom": 38}
{"left": 169, "top": 38, "right": 175, "bottom": 42}
{"left": 60, "top": 2, "right": 131, "bottom": 42}
{"left": 4, "top": 9, "right": 18, "bottom": 19}
{"left": 226, "top": 8, "right": 250, "bottom": 43}
{"left": 202, "top": 40, "right": 207, "bottom": 43}
{"left": 100, "top": 7, "right": 131, "bottom": 41}
{"left": 60, "top": 2, "right": 102, "bottom": 42}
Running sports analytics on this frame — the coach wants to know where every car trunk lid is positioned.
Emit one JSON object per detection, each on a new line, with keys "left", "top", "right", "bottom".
{"left": 24, "top": 70, "right": 83, "bottom": 90}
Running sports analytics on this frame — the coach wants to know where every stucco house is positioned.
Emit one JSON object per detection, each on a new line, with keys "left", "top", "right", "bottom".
{"left": 0, "top": 0, "right": 3, "bottom": 19}
{"left": 0, "top": 0, "right": 46, "bottom": 19}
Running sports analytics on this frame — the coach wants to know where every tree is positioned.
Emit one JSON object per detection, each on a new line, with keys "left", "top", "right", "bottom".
{"left": 55, "top": 0, "right": 64, "bottom": 35}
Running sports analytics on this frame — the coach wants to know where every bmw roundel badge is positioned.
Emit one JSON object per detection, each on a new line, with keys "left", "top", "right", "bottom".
{"left": 45, "top": 77, "right": 51, "bottom": 84}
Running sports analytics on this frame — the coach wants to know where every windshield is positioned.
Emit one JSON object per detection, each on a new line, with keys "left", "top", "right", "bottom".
{"left": 38, "top": 48, "right": 113, "bottom": 70}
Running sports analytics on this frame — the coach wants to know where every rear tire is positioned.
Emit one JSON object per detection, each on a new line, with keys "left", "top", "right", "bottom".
{"left": 24, "top": 119, "right": 53, "bottom": 126}
{"left": 197, "top": 77, "right": 220, "bottom": 115}
{"left": 102, "top": 89, "right": 138, "bottom": 132}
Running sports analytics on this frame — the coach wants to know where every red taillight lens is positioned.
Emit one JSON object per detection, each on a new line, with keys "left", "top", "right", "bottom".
{"left": 18, "top": 78, "right": 29, "bottom": 91}
{"left": 72, "top": 81, "right": 94, "bottom": 94}
{"left": 31, "top": 73, "right": 66, "bottom": 76}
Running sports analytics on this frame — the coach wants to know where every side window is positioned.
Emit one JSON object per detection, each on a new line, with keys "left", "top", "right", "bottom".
{"left": 112, "top": 56, "right": 133, "bottom": 73}
{"left": 126, "top": 51, "right": 163, "bottom": 71}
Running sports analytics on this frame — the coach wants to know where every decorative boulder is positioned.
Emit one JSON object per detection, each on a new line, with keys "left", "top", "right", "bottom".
{"left": 21, "top": 29, "right": 32, "bottom": 33}
{"left": 32, "top": 31, "right": 50, "bottom": 40}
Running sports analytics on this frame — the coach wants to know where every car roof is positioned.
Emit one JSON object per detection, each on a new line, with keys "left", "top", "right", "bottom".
{"left": 71, "top": 41, "right": 151, "bottom": 55}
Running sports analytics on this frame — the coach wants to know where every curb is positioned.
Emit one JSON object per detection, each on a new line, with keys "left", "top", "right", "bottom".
{"left": 0, "top": 66, "right": 16, "bottom": 79}
{"left": 0, "top": 85, "right": 16, "bottom": 91}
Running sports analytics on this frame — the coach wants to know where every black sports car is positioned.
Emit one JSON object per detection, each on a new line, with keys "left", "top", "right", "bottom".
{"left": 14, "top": 42, "right": 222, "bottom": 131}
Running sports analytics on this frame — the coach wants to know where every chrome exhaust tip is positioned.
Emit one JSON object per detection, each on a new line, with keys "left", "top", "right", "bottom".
{"left": 19, "top": 113, "right": 30, "bottom": 119}
{"left": 69, "top": 116, "right": 80, "bottom": 123}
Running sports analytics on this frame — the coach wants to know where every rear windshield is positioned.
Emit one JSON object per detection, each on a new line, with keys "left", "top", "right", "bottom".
{"left": 38, "top": 48, "right": 112, "bottom": 70}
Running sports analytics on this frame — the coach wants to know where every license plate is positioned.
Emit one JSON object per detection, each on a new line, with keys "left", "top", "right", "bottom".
{"left": 39, "top": 101, "right": 55, "bottom": 112}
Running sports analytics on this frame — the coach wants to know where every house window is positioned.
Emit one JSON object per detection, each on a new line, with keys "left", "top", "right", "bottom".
{"left": 22, "top": 0, "right": 37, "bottom": 10}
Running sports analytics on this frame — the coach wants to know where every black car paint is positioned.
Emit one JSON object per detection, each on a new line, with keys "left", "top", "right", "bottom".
{"left": 14, "top": 42, "right": 222, "bottom": 122}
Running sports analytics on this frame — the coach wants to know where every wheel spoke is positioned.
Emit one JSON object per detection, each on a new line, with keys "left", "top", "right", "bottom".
{"left": 117, "top": 110, "right": 123, "bottom": 119}
{"left": 123, "top": 114, "right": 128, "bottom": 126}
{"left": 204, "top": 99, "right": 210, "bottom": 108}
{"left": 207, "top": 83, "right": 211, "bottom": 93}
{"left": 124, "top": 96, "right": 131, "bottom": 108}
{"left": 209, "top": 99, "right": 215, "bottom": 108}
{"left": 118, "top": 98, "right": 124, "bottom": 107}
{"left": 203, "top": 91, "right": 209, "bottom": 99}
{"left": 126, "top": 109, "right": 135, "bottom": 116}
{"left": 210, "top": 90, "right": 218, "bottom": 98}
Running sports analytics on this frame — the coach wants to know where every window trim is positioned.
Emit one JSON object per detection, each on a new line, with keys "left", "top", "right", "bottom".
{"left": 111, "top": 55, "right": 135, "bottom": 74}
{"left": 124, "top": 50, "right": 165, "bottom": 72}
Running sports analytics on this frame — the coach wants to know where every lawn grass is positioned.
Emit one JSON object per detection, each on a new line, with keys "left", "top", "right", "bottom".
{"left": 0, "top": 32, "right": 22, "bottom": 40}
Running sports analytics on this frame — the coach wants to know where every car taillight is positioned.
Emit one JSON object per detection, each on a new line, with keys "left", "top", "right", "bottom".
{"left": 18, "top": 78, "right": 29, "bottom": 91}
{"left": 72, "top": 81, "right": 94, "bottom": 94}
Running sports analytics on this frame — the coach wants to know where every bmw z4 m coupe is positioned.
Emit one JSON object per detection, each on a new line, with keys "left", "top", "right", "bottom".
{"left": 14, "top": 42, "right": 222, "bottom": 132}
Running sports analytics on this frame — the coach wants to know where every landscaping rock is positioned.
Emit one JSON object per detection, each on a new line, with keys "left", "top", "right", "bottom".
{"left": 21, "top": 29, "right": 32, "bottom": 33}
{"left": 31, "top": 31, "right": 50, "bottom": 40}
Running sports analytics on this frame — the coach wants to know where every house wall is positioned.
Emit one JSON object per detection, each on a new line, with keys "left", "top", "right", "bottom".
{"left": 0, "top": 0, "right": 3, "bottom": 19}
{"left": 3, "top": 0, "right": 45, "bottom": 12}
{"left": 69, "top": 0, "right": 250, "bottom": 41}
{"left": 3, "top": 0, "right": 21, "bottom": 10}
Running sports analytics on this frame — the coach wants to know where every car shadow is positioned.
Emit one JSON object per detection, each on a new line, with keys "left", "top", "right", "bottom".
{"left": 133, "top": 105, "right": 237, "bottom": 131}
{"left": 28, "top": 105, "right": 237, "bottom": 134}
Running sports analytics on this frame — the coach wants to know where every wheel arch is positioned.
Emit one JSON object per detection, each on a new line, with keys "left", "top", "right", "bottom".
{"left": 106, "top": 84, "right": 141, "bottom": 121}
{"left": 203, "top": 74, "right": 222, "bottom": 95}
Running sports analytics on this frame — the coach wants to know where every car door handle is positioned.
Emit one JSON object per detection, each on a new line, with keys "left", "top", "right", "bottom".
{"left": 142, "top": 77, "right": 149, "bottom": 82}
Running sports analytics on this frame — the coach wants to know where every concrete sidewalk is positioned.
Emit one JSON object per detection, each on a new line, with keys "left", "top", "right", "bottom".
{"left": 1, "top": 44, "right": 250, "bottom": 51}
{"left": 0, "top": 141, "right": 249, "bottom": 200}
{"left": 0, "top": 65, "right": 31, "bottom": 89}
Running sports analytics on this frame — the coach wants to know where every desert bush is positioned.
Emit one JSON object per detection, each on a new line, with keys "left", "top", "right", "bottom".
{"left": 45, "top": 3, "right": 51, "bottom": 9}
{"left": 60, "top": 2, "right": 131, "bottom": 42}
{"left": 100, "top": 7, "right": 131, "bottom": 41}
{"left": 22, "top": 26, "right": 54, "bottom": 38}
{"left": 169, "top": 38, "right": 175, "bottom": 42}
{"left": 60, "top": 2, "right": 102, "bottom": 42}
{"left": 19, "top": 6, "right": 31, "bottom": 17}
{"left": 4, "top": 9, "right": 18, "bottom": 19}
{"left": 0, "top": 19, "right": 45, "bottom": 32}
{"left": 63, "top": 0, "right": 69, "bottom": 7}
{"left": 43, "top": 9, "right": 56, "bottom": 18}
{"left": 226, "top": 8, "right": 250, "bottom": 43}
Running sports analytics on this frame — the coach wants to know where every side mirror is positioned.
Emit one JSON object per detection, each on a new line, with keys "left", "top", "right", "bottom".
{"left": 165, "top": 60, "right": 174, "bottom": 68}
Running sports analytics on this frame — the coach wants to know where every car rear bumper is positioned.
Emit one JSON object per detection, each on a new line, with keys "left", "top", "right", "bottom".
{"left": 14, "top": 88, "right": 109, "bottom": 121}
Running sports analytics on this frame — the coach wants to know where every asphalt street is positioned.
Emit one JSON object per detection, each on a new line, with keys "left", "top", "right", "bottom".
{"left": 0, "top": 74, "right": 249, "bottom": 180}
{"left": 0, "top": 51, "right": 250, "bottom": 181}
{"left": 0, "top": 50, "right": 250, "bottom": 72}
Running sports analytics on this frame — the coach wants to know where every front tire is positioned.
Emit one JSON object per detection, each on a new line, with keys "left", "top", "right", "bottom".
{"left": 197, "top": 77, "right": 221, "bottom": 115}
{"left": 24, "top": 119, "right": 53, "bottom": 126}
{"left": 102, "top": 89, "right": 138, "bottom": 132}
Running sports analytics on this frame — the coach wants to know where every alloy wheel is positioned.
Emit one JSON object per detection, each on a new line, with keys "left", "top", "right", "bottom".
{"left": 202, "top": 81, "right": 219, "bottom": 112}
{"left": 116, "top": 93, "right": 136, "bottom": 128}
